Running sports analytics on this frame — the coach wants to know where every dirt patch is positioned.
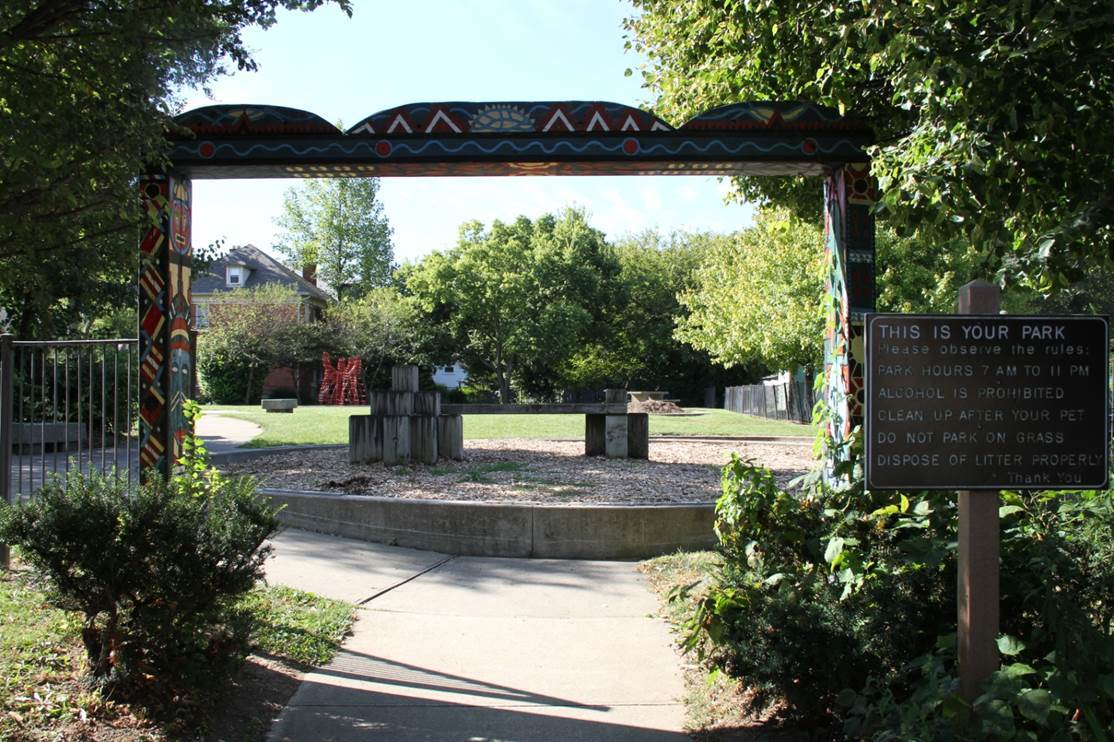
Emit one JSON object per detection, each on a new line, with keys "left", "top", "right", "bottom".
{"left": 629, "top": 398, "right": 685, "bottom": 414}
{"left": 220, "top": 437, "right": 816, "bottom": 505}
{"left": 201, "top": 655, "right": 305, "bottom": 742}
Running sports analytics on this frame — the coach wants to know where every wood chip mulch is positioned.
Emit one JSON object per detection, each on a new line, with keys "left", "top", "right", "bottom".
{"left": 220, "top": 438, "right": 817, "bottom": 506}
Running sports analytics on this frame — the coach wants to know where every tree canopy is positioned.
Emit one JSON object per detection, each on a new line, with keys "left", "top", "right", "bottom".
{"left": 675, "top": 209, "right": 826, "bottom": 373}
{"left": 564, "top": 230, "right": 759, "bottom": 400}
{"left": 197, "top": 284, "right": 318, "bottom": 403}
{"left": 0, "top": 0, "right": 348, "bottom": 336}
{"left": 325, "top": 287, "right": 437, "bottom": 390}
{"left": 404, "top": 209, "right": 617, "bottom": 403}
{"left": 626, "top": 0, "right": 1114, "bottom": 290}
{"left": 273, "top": 178, "right": 394, "bottom": 300}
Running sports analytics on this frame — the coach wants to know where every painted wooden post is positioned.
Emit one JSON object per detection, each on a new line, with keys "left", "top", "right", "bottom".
{"left": 138, "top": 173, "right": 192, "bottom": 481}
{"left": 822, "top": 164, "right": 876, "bottom": 461}
{"left": 956, "top": 279, "right": 1002, "bottom": 700}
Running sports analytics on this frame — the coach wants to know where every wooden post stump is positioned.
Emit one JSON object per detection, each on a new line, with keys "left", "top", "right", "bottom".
{"left": 381, "top": 415, "right": 410, "bottom": 465}
{"left": 410, "top": 416, "right": 439, "bottom": 465}
{"left": 392, "top": 365, "right": 419, "bottom": 392}
{"left": 627, "top": 412, "right": 649, "bottom": 459}
{"left": 413, "top": 391, "right": 441, "bottom": 417}
{"left": 438, "top": 414, "right": 464, "bottom": 461}
{"left": 349, "top": 415, "right": 379, "bottom": 463}
{"left": 369, "top": 391, "right": 414, "bottom": 416}
{"left": 604, "top": 415, "right": 629, "bottom": 458}
{"left": 585, "top": 414, "right": 605, "bottom": 456}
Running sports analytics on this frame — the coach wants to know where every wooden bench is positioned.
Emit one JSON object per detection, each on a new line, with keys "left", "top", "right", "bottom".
{"left": 349, "top": 368, "right": 649, "bottom": 465}
{"left": 441, "top": 394, "right": 648, "bottom": 460}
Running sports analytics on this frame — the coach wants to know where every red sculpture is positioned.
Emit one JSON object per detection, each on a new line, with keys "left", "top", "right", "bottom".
{"left": 319, "top": 353, "right": 367, "bottom": 405}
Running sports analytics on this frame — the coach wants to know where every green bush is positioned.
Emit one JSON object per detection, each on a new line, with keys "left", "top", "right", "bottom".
{"left": 197, "top": 334, "right": 265, "bottom": 404}
{"left": 0, "top": 403, "right": 279, "bottom": 688}
{"left": 676, "top": 438, "right": 1114, "bottom": 737}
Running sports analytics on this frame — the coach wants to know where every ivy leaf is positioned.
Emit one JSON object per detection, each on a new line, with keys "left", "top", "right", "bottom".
{"left": 1101, "top": 673, "right": 1114, "bottom": 699}
{"left": 824, "top": 536, "right": 845, "bottom": 567}
{"left": 996, "top": 635, "right": 1025, "bottom": 656}
{"left": 1002, "top": 662, "right": 1036, "bottom": 678}
{"left": 1017, "top": 689, "right": 1051, "bottom": 725}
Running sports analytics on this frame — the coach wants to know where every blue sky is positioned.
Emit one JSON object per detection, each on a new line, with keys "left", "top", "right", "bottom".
{"left": 179, "top": 0, "right": 756, "bottom": 264}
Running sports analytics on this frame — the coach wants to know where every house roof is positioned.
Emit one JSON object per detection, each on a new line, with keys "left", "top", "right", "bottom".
{"left": 192, "top": 244, "right": 332, "bottom": 303}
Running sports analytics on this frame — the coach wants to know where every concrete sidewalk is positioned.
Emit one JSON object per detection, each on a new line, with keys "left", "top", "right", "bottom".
{"left": 196, "top": 412, "right": 261, "bottom": 454}
{"left": 264, "top": 528, "right": 688, "bottom": 741}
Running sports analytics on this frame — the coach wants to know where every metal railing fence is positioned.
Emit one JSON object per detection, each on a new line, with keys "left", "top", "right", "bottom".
{"left": 724, "top": 380, "right": 814, "bottom": 424}
{"left": 1, "top": 336, "right": 139, "bottom": 514}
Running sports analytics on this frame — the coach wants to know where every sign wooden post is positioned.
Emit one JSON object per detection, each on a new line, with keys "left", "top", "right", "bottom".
{"left": 956, "top": 279, "right": 1001, "bottom": 701}
{"left": 865, "top": 282, "right": 1109, "bottom": 702}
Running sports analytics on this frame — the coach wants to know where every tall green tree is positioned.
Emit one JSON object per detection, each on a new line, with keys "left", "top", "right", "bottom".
{"left": 405, "top": 209, "right": 617, "bottom": 403}
{"left": 676, "top": 209, "right": 826, "bottom": 373}
{"left": 563, "top": 229, "right": 759, "bottom": 401}
{"left": 273, "top": 178, "right": 394, "bottom": 300}
{"left": 325, "top": 287, "right": 440, "bottom": 390}
{"left": 0, "top": 0, "right": 349, "bottom": 337}
{"left": 626, "top": 0, "right": 1114, "bottom": 290}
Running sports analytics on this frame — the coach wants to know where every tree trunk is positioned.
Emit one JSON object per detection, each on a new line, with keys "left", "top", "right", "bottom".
{"left": 244, "top": 364, "right": 255, "bottom": 404}
{"left": 87, "top": 608, "right": 117, "bottom": 677}
{"left": 497, "top": 359, "right": 513, "bottom": 403}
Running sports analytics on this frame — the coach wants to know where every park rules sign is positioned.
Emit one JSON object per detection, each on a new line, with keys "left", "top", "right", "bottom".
{"left": 866, "top": 315, "right": 1109, "bottom": 490}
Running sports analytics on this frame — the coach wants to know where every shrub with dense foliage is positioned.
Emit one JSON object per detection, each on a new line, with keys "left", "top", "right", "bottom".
{"left": 0, "top": 403, "right": 279, "bottom": 688}
{"left": 675, "top": 437, "right": 1114, "bottom": 738}
{"left": 198, "top": 284, "right": 325, "bottom": 404}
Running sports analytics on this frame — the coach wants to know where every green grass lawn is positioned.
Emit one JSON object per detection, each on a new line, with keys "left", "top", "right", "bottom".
{"left": 205, "top": 404, "right": 815, "bottom": 448}
{"left": 0, "top": 559, "right": 355, "bottom": 740}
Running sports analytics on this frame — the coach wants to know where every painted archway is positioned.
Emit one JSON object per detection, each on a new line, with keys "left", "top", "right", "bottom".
{"left": 139, "top": 100, "right": 875, "bottom": 477}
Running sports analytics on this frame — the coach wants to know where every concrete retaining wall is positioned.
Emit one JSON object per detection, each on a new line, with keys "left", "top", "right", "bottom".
{"left": 260, "top": 488, "right": 716, "bottom": 559}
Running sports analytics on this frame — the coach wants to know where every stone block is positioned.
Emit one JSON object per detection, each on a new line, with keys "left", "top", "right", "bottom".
{"left": 261, "top": 398, "right": 297, "bottom": 413}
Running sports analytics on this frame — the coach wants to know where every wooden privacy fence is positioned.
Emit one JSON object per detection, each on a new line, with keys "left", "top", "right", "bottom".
{"left": 724, "top": 381, "right": 813, "bottom": 424}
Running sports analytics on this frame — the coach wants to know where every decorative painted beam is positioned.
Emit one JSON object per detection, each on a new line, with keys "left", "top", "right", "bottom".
{"left": 168, "top": 101, "right": 873, "bottom": 179}
{"left": 145, "top": 99, "right": 875, "bottom": 481}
